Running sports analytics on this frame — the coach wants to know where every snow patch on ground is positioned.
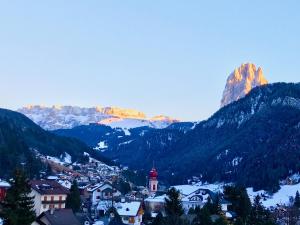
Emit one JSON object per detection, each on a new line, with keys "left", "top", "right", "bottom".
{"left": 63, "top": 152, "right": 72, "bottom": 164}
{"left": 123, "top": 128, "right": 131, "bottom": 136}
{"left": 46, "top": 152, "right": 72, "bottom": 165}
{"left": 94, "top": 141, "right": 108, "bottom": 151}
{"left": 46, "top": 156, "right": 62, "bottom": 164}
{"left": 232, "top": 157, "right": 242, "bottom": 166}
{"left": 119, "top": 140, "right": 133, "bottom": 146}
{"left": 247, "top": 183, "right": 300, "bottom": 208}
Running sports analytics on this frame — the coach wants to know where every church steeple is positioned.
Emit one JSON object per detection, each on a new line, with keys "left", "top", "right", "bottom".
{"left": 149, "top": 167, "right": 158, "bottom": 195}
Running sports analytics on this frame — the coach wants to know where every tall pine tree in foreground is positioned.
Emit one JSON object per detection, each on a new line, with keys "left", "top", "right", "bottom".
{"left": 223, "top": 186, "right": 251, "bottom": 223}
{"left": 294, "top": 191, "right": 300, "bottom": 208}
{"left": 249, "top": 195, "right": 275, "bottom": 225}
{"left": 0, "top": 169, "right": 35, "bottom": 225}
{"left": 164, "top": 187, "right": 186, "bottom": 225}
{"left": 66, "top": 180, "right": 81, "bottom": 212}
{"left": 165, "top": 187, "right": 184, "bottom": 217}
{"left": 192, "top": 207, "right": 212, "bottom": 225}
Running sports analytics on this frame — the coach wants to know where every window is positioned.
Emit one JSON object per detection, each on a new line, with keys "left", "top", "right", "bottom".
{"left": 43, "top": 204, "right": 47, "bottom": 209}
{"left": 51, "top": 196, "right": 54, "bottom": 201}
{"left": 96, "top": 196, "right": 100, "bottom": 199}
{"left": 58, "top": 204, "right": 62, "bottom": 209}
{"left": 44, "top": 196, "right": 47, "bottom": 201}
{"left": 59, "top": 196, "right": 62, "bottom": 201}
{"left": 153, "top": 185, "right": 156, "bottom": 191}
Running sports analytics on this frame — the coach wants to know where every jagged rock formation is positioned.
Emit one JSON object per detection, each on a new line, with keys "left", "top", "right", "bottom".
{"left": 18, "top": 105, "right": 178, "bottom": 130}
{"left": 221, "top": 63, "right": 268, "bottom": 107}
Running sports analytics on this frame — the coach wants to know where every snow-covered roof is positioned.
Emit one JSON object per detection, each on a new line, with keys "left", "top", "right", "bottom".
{"left": 87, "top": 182, "right": 114, "bottom": 192}
{"left": 116, "top": 202, "right": 142, "bottom": 217}
{"left": 58, "top": 180, "right": 72, "bottom": 189}
{"left": 194, "top": 183, "right": 225, "bottom": 193}
{"left": 144, "top": 194, "right": 167, "bottom": 203}
{"left": 97, "top": 200, "right": 112, "bottom": 210}
{"left": 172, "top": 185, "right": 202, "bottom": 196}
{"left": 47, "top": 176, "right": 59, "bottom": 180}
{"left": 225, "top": 212, "right": 233, "bottom": 218}
{"left": 0, "top": 179, "right": 10, "bottom": 188}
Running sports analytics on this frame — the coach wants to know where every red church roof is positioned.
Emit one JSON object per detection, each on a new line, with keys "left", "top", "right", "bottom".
{"left": 149, "top": 168, "right": 158, "bottom": 178}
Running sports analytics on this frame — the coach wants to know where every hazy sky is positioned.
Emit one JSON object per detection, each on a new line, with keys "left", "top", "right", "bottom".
{"left": 0, "top": 1, "right": 299, "bottom": 121}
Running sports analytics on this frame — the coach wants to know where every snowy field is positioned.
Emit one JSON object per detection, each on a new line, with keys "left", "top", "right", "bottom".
{"left": 247, "top": 183, "right": 300, "bottom": 208}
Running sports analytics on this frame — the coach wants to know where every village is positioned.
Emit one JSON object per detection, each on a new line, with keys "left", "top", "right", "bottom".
{"left": 0, "top": 152, "right": 238, "bottom": 225}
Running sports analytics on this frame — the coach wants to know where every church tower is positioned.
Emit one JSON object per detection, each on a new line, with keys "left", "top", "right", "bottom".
{"left": 149, "top": 167, "right": 158, "bottom": 195}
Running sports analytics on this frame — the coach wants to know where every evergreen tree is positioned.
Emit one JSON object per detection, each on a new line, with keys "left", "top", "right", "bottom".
{"left": 142, "top": 210, "right": 152, "bottom": 225}
{"left": 249, "top": 195, "right": 275, "bottom": 225}
{"left": 164, "top": 188, "right": 184, "bottom": 225}
{"left": 214, "top": 216, "right": 229, "bottom": 225}
{"left": 66, "top": 180, "right": 81, "bottom": 212}
{"left": 165, "top": 187, "right": 184, "bottom": 217}
{"left": 234, "top": 217, "right": 244, "bottom": 225}
{"left": 152, "top": 212, "right": 165, "bottom": 225}
{"left": 194, "top": 206, "right": 201, "bottom": 215}
{"left": 108, "top": 207, "right": 123, "bottom": 225}
{"left": 192, "top": 207, "right": 212, "bottom": 225}
{"left": 223, "top": 186, "right": 251, "bottom": 222}
{"left": 212, "top": 194, "right": 222, "bottom": 215}
{"left": 294, "top": 191, "right": 300, "bottom": 208}
{"left": 0, "top": 169, "right": 35, "bottom": 225}
{"left": 188, "top": 207, "right": 195, "bottom": 215}
{"left": 45, "top": 163, "right": 53, "bottom": 176}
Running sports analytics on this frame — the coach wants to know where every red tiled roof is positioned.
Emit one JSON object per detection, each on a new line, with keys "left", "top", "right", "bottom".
{"left": 30, "top": 180, "right": 69, "bottom": 195}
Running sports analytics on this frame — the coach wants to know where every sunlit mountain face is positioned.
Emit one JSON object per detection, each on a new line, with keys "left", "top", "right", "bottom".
{"left": 18, "top": 105, "right": 179, "bottom": 130}
{"left": 221, "top": 63, "right": 268, "bottom": 107}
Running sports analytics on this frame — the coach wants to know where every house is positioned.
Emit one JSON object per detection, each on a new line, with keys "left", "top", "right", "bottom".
{"left": 58, "top": 179, "right": 72, "bottom": 189}
{"left": 172, "top": 185, "right": 204, "bottom": 198}
{"left": 0, "top": 179, "right": 10, "bottom": 202}
{"left": 144, "top": 194, "right": 166, "bottom": 217}
{"left": 172, "top": 185, "right": 213, "bottom": 213}
{"left": 136, "top": 186, "right": 149, "bottom": 196}
{"left": 181, "top": 190, "right": 210, "bottom": 213}
{"left": 78, "top": 182, "right": 92, "bottom": 198}
{"left": 30, "top": 180, "right": 69, "bottom": 216}
{"left": 96, "top": 200, "right": 113, "bottom": 216}
{"left": 220, "top": 199, "right": 236, "bottom": 219}
{"left": 115, "top": 201, "right": 144, "bottom": 225}
{"left": 33, "top": 208, "right": 81, "bottom": 225}
{"left": 88, "top": 182, "right": 121, "bottom": 206}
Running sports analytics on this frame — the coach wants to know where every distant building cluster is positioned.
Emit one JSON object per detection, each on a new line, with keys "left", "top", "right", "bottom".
{"left": 0, "top": 155, "right": 234, "bottom": 225}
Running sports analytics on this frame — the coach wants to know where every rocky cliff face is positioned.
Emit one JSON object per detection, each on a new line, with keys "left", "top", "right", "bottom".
{"left": 221, "top": 63, "right": 268, "bottom": 107}
{"left": 18, "top": 105, "right": 178, "bottom": 130}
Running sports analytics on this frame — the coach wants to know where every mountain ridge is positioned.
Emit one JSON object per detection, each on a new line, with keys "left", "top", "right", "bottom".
{"left": 18, "top": 105, "right": 179, "bottom": 130}
{"left": 0, "top": 108, "right": 112, "bottom": 178}
{"left": 66, "top": 82, "right": 300, "bottom": 192}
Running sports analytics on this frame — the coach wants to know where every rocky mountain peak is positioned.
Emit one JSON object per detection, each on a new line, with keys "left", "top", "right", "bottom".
{"left": 221, "top": 63, "right": 268, "bottom": 107}
{"left": 18, "top": 105, "right": 178, "bottom": 130}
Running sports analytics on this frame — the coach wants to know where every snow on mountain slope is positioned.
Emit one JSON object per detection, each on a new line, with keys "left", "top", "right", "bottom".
{"left": 18, "top": 105, "right": 179, "bottom": 130}
{"left": 221, "top": 63, "right": 268, "bottom": 107}
{"left": 247, "top": 183, "right": 300, "bottom": 208}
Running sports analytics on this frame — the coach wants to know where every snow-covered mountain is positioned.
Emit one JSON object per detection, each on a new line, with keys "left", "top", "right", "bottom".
{"left": 220, "top": 63, "right": 268, "bottom": 107}
{"left": 18, "top": 105, "right": 179, "bottom": 130}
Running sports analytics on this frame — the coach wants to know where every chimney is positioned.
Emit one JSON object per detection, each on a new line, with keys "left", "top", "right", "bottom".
{"left": 50, "top": 208, "right": 55, "bottom": 215}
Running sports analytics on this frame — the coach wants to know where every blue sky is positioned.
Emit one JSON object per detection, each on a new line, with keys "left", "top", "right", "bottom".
{"left": 0, "top": 1, "right": 299, "bottom": 121}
